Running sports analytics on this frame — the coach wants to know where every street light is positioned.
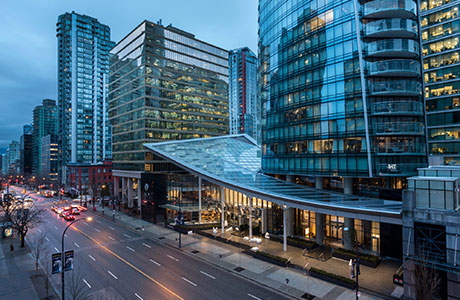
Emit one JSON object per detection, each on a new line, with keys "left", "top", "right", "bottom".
{"left": 61, "top": 216, "right": 92, "bottom": 300}
{"left": 344, "top": 227, "right": 360, "bottom": 300}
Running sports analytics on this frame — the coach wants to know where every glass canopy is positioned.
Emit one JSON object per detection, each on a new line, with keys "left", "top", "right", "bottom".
{"left": 144, "top": 134, "right": 402, "bottom": 221}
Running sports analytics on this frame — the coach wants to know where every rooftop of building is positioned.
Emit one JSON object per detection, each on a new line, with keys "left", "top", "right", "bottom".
{"left": 144, "top": 134, "right": 403, "bottom": 224}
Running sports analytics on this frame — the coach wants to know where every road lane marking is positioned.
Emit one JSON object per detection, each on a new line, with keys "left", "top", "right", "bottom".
{"left": 167, "top": 255, "right": 179, "bottom": 262}
{"left": 200, "top": 271, "right": 216, "bottom": 279}
{"left": 45, "top": 237, "right": 49, "bottom": 242}
{"left": 88, "top": 255, "right": 96, "bottom": 261}
{"left": 108, "top": 271, "right": 118, "bottom": 279}
{"left": 108, "top": 236, "right": 115, "bottom": 241}
{"left": 182, "top": 277, "right": 197, "bottom": 287}
{"left": 54, "top": 247, "right": 59, "bottom": 252}
{"left": 54, "top": 226, "right": 58, "bottom": 230}
{"left": 38, "top": 229, "right": 42, "bottom": 233}
{"left": 149, "top": 259, "right": 161, "bottom": 266}
{"left": 74, "top": 242, "right": 80, "bottom": 248}
{"left": 248, "top": 294, "right": 262, "bottom": 300}
{"left": 109, "top": 226, "right": 115, "bottom": 231}
{"left": 142, "top": 243, "right": 151, "bottom": 249}
{"left": 84, "top": 222, "right": 89, "bottom": 225}
{"left": 83, "top": 278, "right": 91, "bottom": 288}
{"left": 123, "top": 234, "right": 131, "bottom": 238}
{"left": 96, "top": 220, "right": 101, "bottom": 224}
{"left": 126, "top": 246, "right": 135, "bottom": 252}
{"left": 95, "top": 228, "right": 101, "bottom": 232}
{"left": 134, "top": 293, "right": 143, "bottom": 300}
{"left": 64, "top": 234, "right": 68, "bottom": 238}
{"left": 73, "top": 227, "right": 183, "bottom": 300}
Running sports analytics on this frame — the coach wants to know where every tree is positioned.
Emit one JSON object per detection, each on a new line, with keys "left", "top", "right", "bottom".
{"left": 30, "top": 231, "right": 48, "bottom": 271}
{"left": 68, "top": 268, "right": 90, "bottom": 300}
{"left": 40, "top": 255, "right": 53, "bottom": 299}
{"left": 10, "top": 203, "right": 44, "bottom": 247}
{"left": 0, "top": 193, "right": 17, "bottom": 225}
{"left": 414, "top": 255, "right": 442, "bottom": 300}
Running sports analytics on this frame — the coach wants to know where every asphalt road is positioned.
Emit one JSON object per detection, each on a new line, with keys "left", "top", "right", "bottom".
{"left": 15, "top": 187, "right": 294, "bottom": 300}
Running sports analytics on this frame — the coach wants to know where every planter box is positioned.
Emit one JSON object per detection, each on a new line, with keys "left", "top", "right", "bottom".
{"left": 269, "top": 235, "right": 319, "bottom": 251}
{"left": 332, "top": 251, "right": 381, "bottom": 268}
{"left": 243, "top": 250, "right": 287, "bottom": 267}
{"left": 196, "top": 230, "right": 251, "bottom": 250}
{"left": 309, "top": 269, "right": 355, "bottom": 289}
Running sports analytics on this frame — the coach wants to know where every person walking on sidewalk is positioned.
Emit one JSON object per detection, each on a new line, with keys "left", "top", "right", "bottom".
{"left": 10, "top": 243, "right": 14, "bottom": 255}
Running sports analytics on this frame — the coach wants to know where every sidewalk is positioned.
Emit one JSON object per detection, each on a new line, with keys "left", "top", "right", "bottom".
{"left": 0, "top": 234, "right": 57, "bottom": 300}
{"left": 93, "top": 204, "right": 400, "bottom": 300}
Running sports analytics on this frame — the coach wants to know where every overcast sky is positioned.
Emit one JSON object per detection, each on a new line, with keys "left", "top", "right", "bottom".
{"left": 0, "top": 0, "right": 258, "bottom": 148}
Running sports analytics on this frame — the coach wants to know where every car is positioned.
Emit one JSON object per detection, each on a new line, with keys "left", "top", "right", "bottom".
{"left": 51, "top": 205, "right": 58, "bottom": 213}
{"left": 71, "top": 207, "right": 80, "bottom": 215}
{"left": 45, "top": 192, "right": 53, "bottom": 198}
{"left": 56, "top": 207, "right": 64, "bottom": 215}
{"left": 71, "top": 204, "right": 87, "bottom": 212}
{"left": 62, "top": 211, "right": 75, "bottom": 221}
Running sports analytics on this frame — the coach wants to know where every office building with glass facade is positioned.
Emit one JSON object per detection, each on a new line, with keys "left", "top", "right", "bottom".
{"left": 259, "top": 0, "right": 426, "bottom": 197}
{"left": 420, "top": 1, "right": 460, "bottom": 165}
{"left": 20, "top": 124, "right": 33, "bottom": 176}
{"left": 229, "top": 47, "right": 260, "bottom": 142}
{"left": 57, "top": 12, "right": 114, "bottom": 180}
{"left": 108, "top": 20, "right": 229, "bottom": 214}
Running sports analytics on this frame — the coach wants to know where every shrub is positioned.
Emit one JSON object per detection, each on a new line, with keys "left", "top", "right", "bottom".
{"left": 253, "top": 250, "right": 288, "bottom": 264}
{"left": 310, "top": 267, "right": 355, "bottom": 286}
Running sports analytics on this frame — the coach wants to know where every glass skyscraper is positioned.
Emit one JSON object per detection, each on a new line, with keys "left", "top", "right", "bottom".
{"left": 229, "top": 47, "right": 259, "bottom": 142}
{"left": 420, "top": 1, "right": 460, "bottom": 165}
{"left": 32, "top": 99, "right": 57, "bottom": 176}
{"left": 108, "top": 20, "right": 229, "bottom": 173}
{"left": 259, "top": 0, "right": 426, "bottom": 194}
{"left": 57, "top": 12, "right": 114, "bottom": 179}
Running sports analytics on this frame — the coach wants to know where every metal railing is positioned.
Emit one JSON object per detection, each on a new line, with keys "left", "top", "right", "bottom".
{"left": 369, "top": 79, "right": 422, "bottom": 96}
{"left": 372, "top": 101, "right": 423, "bottom": 115}
{"left": 367, "top": 39, "right": 419, "bottom": 57}
{"left": 364, "top": 18, "right": 417, "bottom": 37}
{"left": 368, "top": 59, "right": 420, "bottom": 76}
{"left": 364, "top": 0, "right": 417, "bottom": 17}
{"left": 373, "top": 122, "right": 424, "bottom": 134}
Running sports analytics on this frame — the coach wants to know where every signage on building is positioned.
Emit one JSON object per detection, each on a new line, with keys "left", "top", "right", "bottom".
{"left": 51, "top": 253, "right": 62, "bottom": 274}
{"left": 64, "top": 250, "right": 74, "bottom": 272}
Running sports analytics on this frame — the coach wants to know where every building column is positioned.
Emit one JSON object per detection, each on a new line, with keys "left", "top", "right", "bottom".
{"left": 128, "top": 178, "right": 133, "bottom": 208}
{"left": 316, "top": 177, "right": 323, "bottom": 189}
{"left": 114, "top": 176, "right": 119, "bottom": 200}
{"left": 198, "top": 177, "right": 202, "bottom": 224}
{"left": 137, "top": 178, "right": 141, "bottom": 208}
{"left": 344, "top": 217, "right": 355, "bottom": 250}
{"left": 221, "top": 186, "right": 225, "bottom": 234}
{"left": 261, "top": 208, "right": 268, "bottom": 234}
{"left": 315, "top": 213, "right": 324, "bottom": 246}
{"left": 121, "top": 177, "right": 127, "bottom": 203}
{"left": 249, "top": 197, "right": 253, "bottom": 240}
{"left": 286, "top": 207, "right": 294, "bottom": 237}
{"left": 283, "top": 206, "right": 288, "bottom": 252}
{"left": 344, "top": 177, "right": 353, "bottom": 195}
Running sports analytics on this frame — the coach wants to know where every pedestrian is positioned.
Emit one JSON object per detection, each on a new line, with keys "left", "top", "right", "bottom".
{"left": 10, "top": 243, "right": 14, "bottom": 255}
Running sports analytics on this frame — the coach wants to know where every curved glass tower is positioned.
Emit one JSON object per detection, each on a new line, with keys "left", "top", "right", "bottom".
{"left": 259, "top": 0, "right": 426, "bottom": 192}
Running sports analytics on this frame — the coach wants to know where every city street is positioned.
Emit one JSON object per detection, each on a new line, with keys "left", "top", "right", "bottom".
{"left": 19, "top": 187, "right": 294, "bottom": 300}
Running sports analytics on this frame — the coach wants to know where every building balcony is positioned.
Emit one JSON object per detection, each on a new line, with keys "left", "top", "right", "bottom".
{"left": 369, "top": 79, "right": 422, "bottom": 96}
{"left": 372, "top": 101, "right": 423, "bottom": 116}
{"left": 368, "top": 59, "right": 420, "bottom": 77}
{"left": 363, "top": 0, "right": 417, "bottom": 19}
{"left": 376, "top": 163, "right": 425, "bottom": 176}
{"left": 375, "top": 143, "right": 426, "bottom": 155}
{"left": 373, "top": 122, "right": 425, "bottom": 135}
{"left": 364, "top": 18, "right": 417, "bottom": 39}
{"left": 366, "top": 39, "right": 419, "bottom": 58}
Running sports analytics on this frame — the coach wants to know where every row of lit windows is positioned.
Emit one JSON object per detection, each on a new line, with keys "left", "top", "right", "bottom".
{"left": 262, "top": 156, "right": 369, "bottom": 174}
{"left": 263, "top": 137, "right": 365, "bottom": 156}
{"left": 423, "top": 36, "right": 459, "bottom": 56}
{"left": 421, "top": 0, "right": 454, "bottom": 12}
{"left": 429, "top": 126, "right": 460, "bottom": 140}
{"left": 421, "top": 5, "right": 459, "bottom": 28}
{"left": 425, "top": 65, "right": 460, "bottom": 84}
{"left": 423, "top": 51, "right": 459, "bottom": 69}
{"left": 422, "top": 19, "right": 460, "bottom": 42}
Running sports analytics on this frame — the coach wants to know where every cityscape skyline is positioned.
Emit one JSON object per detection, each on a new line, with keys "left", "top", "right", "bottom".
{"left": 0, "top": 0, "right": 258, "bottom": 147}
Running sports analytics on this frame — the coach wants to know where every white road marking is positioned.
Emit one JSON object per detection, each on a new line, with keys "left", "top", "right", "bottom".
{"left": 134, "top": 293, "right": 143, "bottom": 300}
{"left": 83, "top": 278, "right": 91, "bottom": 288}
{"left": 142, "top": 243, "right": 151, "bottom": 249}
{"left": 84, "top": 222, "right": 89, "bottom": 225}
{"left": 108, "top": 270, "right": 118, "bottom": 279}
{"left": 64, "top": 234, "right": 68, "bottom": 238}
{"left": 45, "top": 237, "right": 49, "bottom": 242}
{"left": 109, "top": 226, "right": 115, "bottom": 231}
{"left": 200, "top": 271, "right": 216, "bottom": 279}
{"left": 123, "top": 234, "right": 131, "bottom": 238}
{"left": 248, "top": 294, "right": 262, "bottom": 300}
{"left": 54, "top": 247, "right": 59, "bottom": 252}
{"left": 54, "top": 226, "right": 58, "bottom": 230}
{"left": 94, "top": 228, "right": 101, "bottom": 232}
{"left": 74, "top": 242, "right": 80, "bottom": 248}
{"left": 108, "top": 236, "right": 115, "bottom": 241}
{"left": 88, "top": 255, "right": 96, "bottom": 262}
{"left": 182, "top": 277, "right": 197, "bottom": 287}
{"left": 38, "top": 229, "right": 42, "bottom": 233}
{"left": 167, "top": 255, "right": 179, "bottom": 262}
{"left": 126, "top": 246, "right": 135, "bottom": 252}
{"left": 96, "top": 220, "right": 101, "bottom": 224}
{"left": 149, "top": 259, "right": 161, "bottom": 266}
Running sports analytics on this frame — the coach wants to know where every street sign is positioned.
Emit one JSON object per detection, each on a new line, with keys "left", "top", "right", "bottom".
{"left": 64, "top": 250, "right": 74, "bottom": 272}
{"left": 51, "top": 253, "right": 62, "bottom": 274}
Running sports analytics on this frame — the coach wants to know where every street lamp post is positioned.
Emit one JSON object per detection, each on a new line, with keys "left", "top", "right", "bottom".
{"left": 61, "top": 217, "right": 92, "bottom": 300}
{"left": 344, "top": 227, "right": 360, "bottom": 300}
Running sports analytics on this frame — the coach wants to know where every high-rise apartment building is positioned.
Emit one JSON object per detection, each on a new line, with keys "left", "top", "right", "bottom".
{"left": 32, "top": 99, "right": 57, "bottom": 176}
{"left": 420, "top": 1, "right": 460, "bottom": 165}
{"left": 6, "top": 140, "right": 20, "bottom": 175}
{"left": 20, "top": 124, "right": 33, "bottom": 176}
{"left": 108, "top": 20, "right": 229, "bottom": 212}
{"left": 57, "top": 12, "right": 114, "bottom": 179}
{"left": 40, "top": 135, "right": 59, "bottom": 182}
{"left": 259, "top": 0, "right": 426, "bottom": 196}
{"left": 229, "top": 47, "right": 259, "bottom": 142}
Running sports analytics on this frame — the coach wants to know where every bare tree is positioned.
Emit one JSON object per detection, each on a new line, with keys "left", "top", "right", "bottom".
{"left": 0, "top": 194, "right": 17, "bottom": 225}
{"left": 39, "top": 254, "right": 54, "bottom": 300}
{"left": 68, "top": 268, "right": 91, "bottom": 300}
{"left": 30, "top": 231, "right": 48, "bottom": 271}
{"left": 414, "top": 255, "right": 442, "bottom": 300}
{"left": 9, "top": 203, "right": 44, "bottom": 247}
